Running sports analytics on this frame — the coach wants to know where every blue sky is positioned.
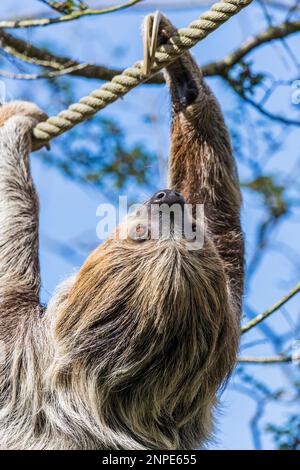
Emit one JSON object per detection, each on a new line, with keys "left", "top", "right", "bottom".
{"left": 1, "top": 0, "right": 300, "bottom": 449}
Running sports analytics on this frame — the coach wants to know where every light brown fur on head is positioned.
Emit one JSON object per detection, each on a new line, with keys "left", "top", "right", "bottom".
{"left": 46, "top": 220, "right": 239, "bottom": 449}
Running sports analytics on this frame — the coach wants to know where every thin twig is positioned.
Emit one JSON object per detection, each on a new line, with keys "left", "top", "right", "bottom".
{"left": 242, "top": 282, "right": 300, "bottom": 334}
{"left": 0, "top": 0, "right": 144, "bottom": 29}
{"left": 0, "top": 63, "right": 89, "bottom": 80}
{"left": 10, "top": 1, "right": 300, "bottom": 15}
{"left": 224, "top": 75, "right": 300, "bottom": 126}
{"left": 238, "top": 355, "right": 294, "bottom": 363}
{"left": 208, "top": 20, "right": 300, "bottom": 75}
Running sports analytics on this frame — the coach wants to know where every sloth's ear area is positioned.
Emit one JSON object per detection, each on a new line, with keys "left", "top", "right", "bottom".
{"left": 0, "top": 100, "right": 49, "bottom": 151}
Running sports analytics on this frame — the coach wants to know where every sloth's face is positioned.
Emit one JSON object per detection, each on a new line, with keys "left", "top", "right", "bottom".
{"left": 117, "top": 189, "right": 201, "bottom": 248}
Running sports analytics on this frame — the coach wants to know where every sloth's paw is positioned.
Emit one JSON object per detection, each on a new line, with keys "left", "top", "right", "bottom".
{"left": 155, "top": 13, "right": 178, "bottom": 47}
{"left": 0, "top": 100, "right": 49, "bottom": 150}
{"left": 0, "top": 100, "right": 47, "bottom": 127}
{"left": 144, "top": 14, "right": 201, "bottom": 110}
{"left": 143, "top": 12, "right": 178, "bottom": 48}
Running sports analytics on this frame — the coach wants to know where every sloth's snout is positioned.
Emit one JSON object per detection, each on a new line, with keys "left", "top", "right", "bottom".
{"left": 150, "top": 189, "right": 185, "bottom": 207}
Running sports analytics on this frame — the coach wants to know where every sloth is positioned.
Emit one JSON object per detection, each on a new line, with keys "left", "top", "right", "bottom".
{"left": 0, "top": 15, "right": 244, "bottom": 450}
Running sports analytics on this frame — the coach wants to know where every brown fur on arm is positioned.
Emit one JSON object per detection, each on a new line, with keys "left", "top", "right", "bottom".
{"left": 0, "top": 101, "right": 47, "bottom": 313}
{"left": 157, "top": 16, "right": 244, "bottom": 306}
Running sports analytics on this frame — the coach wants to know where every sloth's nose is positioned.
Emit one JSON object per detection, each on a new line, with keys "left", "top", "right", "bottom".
{"left": 150, "top": 189, "right": 185, "bottom": 206}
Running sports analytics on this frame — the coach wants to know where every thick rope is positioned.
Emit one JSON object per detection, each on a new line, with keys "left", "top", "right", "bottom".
{"left": 33, "top": 0, "right": 253, "bottom": 142}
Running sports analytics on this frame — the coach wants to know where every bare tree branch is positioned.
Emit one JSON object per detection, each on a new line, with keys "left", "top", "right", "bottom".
{"left": 0, "top": 19, "right": 300, "bottom": 83}
{"left": 0, "top": 29, "right": 127, "bottom": 81}
{"left": 238, "top": 355, "right": 294, "bottom": 363}
{"left": 242, "top": 282, "right": 300, "bottom": 334}
{"left": 135, "top": 1, "right": 300, "bottom": 13}
{"left": 0, "top": 0, "right": 144, "bottom": 29}
{"left": 205, "top": 20, "right": 300, "bottom": 76}
{"left": 0, "top": 63, "right": 89, "bottom": 80}
{"left": 224, "top": 76, "right": 300, "bottom": 126}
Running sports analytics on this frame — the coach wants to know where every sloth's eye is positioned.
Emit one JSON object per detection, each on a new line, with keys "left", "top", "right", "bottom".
{"left": 128, "top": 223, "right": 148, "bottom": 243}
{"left": 135, "top": 224, "right": 147, "bottom": 238}
{"left": 128, "top": 223, "right": 148, "bottom": 242}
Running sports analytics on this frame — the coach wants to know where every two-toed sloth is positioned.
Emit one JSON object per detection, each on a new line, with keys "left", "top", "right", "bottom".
{"left": 0, "top": 15, "right": 244, "bottom": 450}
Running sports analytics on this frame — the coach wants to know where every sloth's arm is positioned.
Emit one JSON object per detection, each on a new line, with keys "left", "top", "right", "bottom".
{"left": 0, "top": 102, "right": 47, "bottom": 314}
{"left": 158, "top": 17, "right": 244, "bottom": 305}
